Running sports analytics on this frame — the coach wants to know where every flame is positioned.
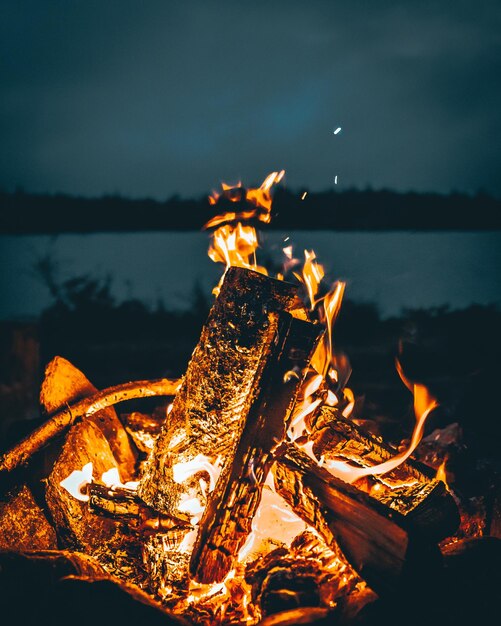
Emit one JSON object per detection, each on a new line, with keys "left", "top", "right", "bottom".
{"left": 237, "top": 484, "right": 309, "bottom": 563}
{"left": 436, "top": 458, "right": 449, "bottom": 490}
{"left": 205, "top": 171, "right": 285, "bottom": 294}
{"left": 60, "top": 462, "right": 93, "bottom": 502}
{"left": 310, "top": 281, "right": 345, "bottom": 378}
{"left": 296, "top": 250, "right": 325, "bottom": 310}
{"left": 324, "top": 365, "right": 438, "bottom": 484}
{"left": 205, "top": 170, "right": 284, "bottom": 229}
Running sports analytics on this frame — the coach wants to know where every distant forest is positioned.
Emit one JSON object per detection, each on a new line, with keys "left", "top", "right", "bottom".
{"left": 1, "top": 187, "right": 500, "bottom": 233}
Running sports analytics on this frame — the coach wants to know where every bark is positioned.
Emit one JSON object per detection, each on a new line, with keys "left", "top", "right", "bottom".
{"left": 273, "top": 444, "right": 444, "bottom": 596}
{"left": 191, "top": 315, "right": 322, "bottom": 583}
{"left": 138, "top": 267, "right": 299, "bottom": 516}
{"left": 0, "top": 484, "right": 57, "bottom": 550}
{"left": 310, "top": 406, "right": 459, "bottom": 541}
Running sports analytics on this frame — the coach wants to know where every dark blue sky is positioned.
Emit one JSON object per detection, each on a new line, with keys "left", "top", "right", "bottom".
{"left": 1, "top": 0, "right": 500, "bottom": 199}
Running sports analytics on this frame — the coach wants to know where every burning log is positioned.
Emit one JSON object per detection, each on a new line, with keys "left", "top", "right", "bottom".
{"left": 138, "top": 268, "right": 305, "bottom": 588}
{"left": 88, "top": 482, "right": 191, "bottom": 535}
{"left": 39, "top": 358, "right": 136, "bottom": 553}
{"left": 273, "top": 444, "right": 451, "bottom": 596}
{"left": 0, "top": 371, "right": 179, "bottom": 475}
{"left": 40, "top": 356, "right": 137, "bottom": 477}
{"left": 310, "top": 407, "right": 459, "bottom": 541}
{"left": 190, "top": 315, "right": 322, "bottom": 583}
{"left": 139, "top": 267, "right": 302, "bottom": 513}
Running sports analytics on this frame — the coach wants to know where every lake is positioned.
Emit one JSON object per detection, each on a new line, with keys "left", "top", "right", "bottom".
{"left": 0, "top": 231, "right": 500, "bottom": 320}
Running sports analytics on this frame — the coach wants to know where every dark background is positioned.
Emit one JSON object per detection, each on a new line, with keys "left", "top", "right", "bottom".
{"left": 1, "top": 0, "right": 501, "bottom": 199}
{"left": 0, "top": 1, "right": 500, "bottom": 455}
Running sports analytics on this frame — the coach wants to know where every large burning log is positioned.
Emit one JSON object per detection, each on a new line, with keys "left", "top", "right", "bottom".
{"left": 138, "top": 267, "right": 303, "bottom": 513}
{"left": 138, "top": 267, "right": 310, "bottom": 588}
{"left": 190, "top": 315, "right": 322, "bottom": 583}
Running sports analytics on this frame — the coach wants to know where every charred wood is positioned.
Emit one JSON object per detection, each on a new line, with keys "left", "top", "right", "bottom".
{"left": 0, "top": 550, "right": 187, "bottom": 626}
{"left": 311, "top": 406, "right": 459, "bottom": 541}
{"left": 191, "top": 315, "right": 322, "bottom": 583}
{"left": 273, "top": 444, "right": 446, "bottom": 596}
{"left": 139, "top": 267, "right": 301, "bottom": 515}
{"left": 88, "top": 483, "right": 191, "bottom": 536}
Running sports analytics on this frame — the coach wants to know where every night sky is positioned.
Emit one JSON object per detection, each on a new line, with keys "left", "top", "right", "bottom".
{"left": 1, "top": 0, "right": 501, "bottom": 199}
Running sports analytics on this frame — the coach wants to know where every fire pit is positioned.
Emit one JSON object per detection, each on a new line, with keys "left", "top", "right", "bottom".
{"left": 0, "top": 173, "right": 499, "bottom": 626}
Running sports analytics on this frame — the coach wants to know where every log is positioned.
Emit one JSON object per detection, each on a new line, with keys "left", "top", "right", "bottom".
{"left": 246, "top": 531, "right": 375, "bottom": 622}
{"left": 40, "top": 356, "right": 137, "bottom": 478}
{"left": 88, "top": 483, "right": 191, "bottom": 535}
{"left": 138, "top": 268, "right": 302, "bottom": 515}
{"left": 310, "top": 406, "right": 459, "bottom": 541}
{"left": 190, "top": 315, "right": 322, "bottom": 583}
{"left": 45, "top": 420, "right": 124, "bottom": 552}
{"left": 41, "top": 360, "right": 131, "bottom": 554}
{"left": 0, "top": 377, "right": 179, "bottom": 474}
{"left": 138, "top": 267, "right": 301, "bottom": 591}
{"left": 273, "top": 444, "right": 445, "bottom": 596}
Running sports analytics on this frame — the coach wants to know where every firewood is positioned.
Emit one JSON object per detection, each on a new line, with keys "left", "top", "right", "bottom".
{"left": 0, "top": 376, "right": 179, "bottom": 474}
{"left": 88, "top": 482, "right": 191, "bottom": 535}
{"left": 310, "top": 406, "right": 459, "bottom": 541}
{"left": 0, "top": 484, "right": 57, "bottom": 550}
{"left": 273, "top": 444, "right": 445, "bottom": 596}
{"left": 138, "top": 267, "right": 301, "bottom": 591}
{"left": 41, "top": 356, "right": 137, "bottom": 478}
{"left": 45, "top": 420, "right": 124, "bottom": 552}
{"left": 138, "top": 267, "right": 300, "bottom": 514}
{"left": 190, "top": 315, "right": 322, "bottom": 583}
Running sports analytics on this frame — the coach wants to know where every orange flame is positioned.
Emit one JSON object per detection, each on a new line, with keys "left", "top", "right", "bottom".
{"left": 205, "top": 171, "right": 284, "bottom": 294}
{"left": 295, "top": 250, "right": 325, "bottom": 310}
{"left": 324, "top": 363, "right": 438, "bottom": 484}
{"left": 436, "top": 458, "right": 449, "bottom": 491}
{"left": 205, "top": 170, "right": 284, "bottom": 229}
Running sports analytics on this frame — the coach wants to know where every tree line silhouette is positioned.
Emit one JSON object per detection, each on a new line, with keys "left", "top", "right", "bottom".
{"left": 1, "top": 187, "right": 500, "bottom": 233}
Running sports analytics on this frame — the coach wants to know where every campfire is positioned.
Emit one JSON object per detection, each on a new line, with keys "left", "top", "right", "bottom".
{"left": 0, "top": 173, "right": 498, "bottom": 626}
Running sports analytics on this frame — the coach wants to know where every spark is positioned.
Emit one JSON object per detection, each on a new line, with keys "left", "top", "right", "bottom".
{"left": 334, "top": 175, "right": 338, "bottom": 184}
{"left": 301, "top": 191, "right": 308, "bottom": 200}
{"left": 334, "top": 127, "right": 342, "bottom": 135}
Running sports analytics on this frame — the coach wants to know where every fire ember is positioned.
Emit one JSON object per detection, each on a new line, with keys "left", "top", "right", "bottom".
{"left": 1, "top": 172, "right": 499, "bottom": 626}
